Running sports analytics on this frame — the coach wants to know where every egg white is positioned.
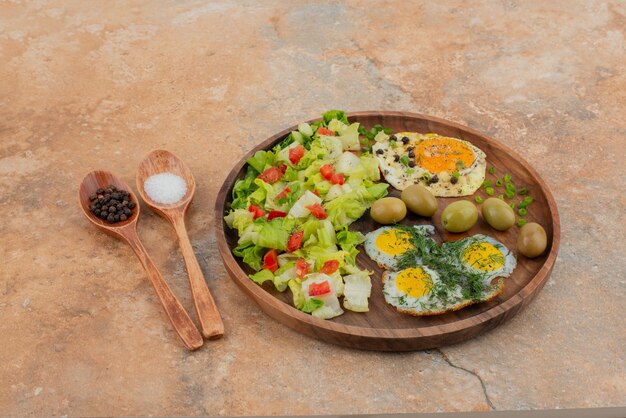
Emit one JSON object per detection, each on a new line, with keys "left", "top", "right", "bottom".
{"left": 372, "top": 133, "right": 487, "bottom": 196}
{"left": 364, "top": 225, "right": 435, "bottom": 270}
{"left": 448, "top": 234, "right": 517, "bottom": 281}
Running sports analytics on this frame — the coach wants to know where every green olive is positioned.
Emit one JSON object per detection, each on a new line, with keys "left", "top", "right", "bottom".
{"left": 401, "top": 184, "right": 438, "bottom": 217}
{"left": 517, "top": 222, "right": 547, "bottom": 258}
{"left": 481, "top": 197, "right": 515, "bottom": 231}
{"left": 441, "top": 200, "right": 478, "bottom": 233}
{"left": 370, "top": 197, "right": 407, "bottom": 224}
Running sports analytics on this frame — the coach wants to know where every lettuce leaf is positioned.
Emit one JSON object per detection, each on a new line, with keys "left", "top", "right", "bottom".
{"left": 246, "top": 150, "right": 275, "bottom": 174}
{"left": 231, "top": 168, "right": 258, "bottom": 209}
{"left": 322, "top": 110, "right": 349, "bottom": 125}
{"left": 249, "top": 269, "right": 274, "bottom": 286}
{"left": 232, "top": 244, "right": 266, "bottom": 271}
{"left": 343, "top": 271, "right": 372, "bottom": 312}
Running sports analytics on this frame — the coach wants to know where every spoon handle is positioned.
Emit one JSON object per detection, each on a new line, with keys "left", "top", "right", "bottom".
{"left": 172, "top": 216, "right": 224, "bottom": 339}
{"left": 126, "top": 234, "right": 204, "bottom": 350}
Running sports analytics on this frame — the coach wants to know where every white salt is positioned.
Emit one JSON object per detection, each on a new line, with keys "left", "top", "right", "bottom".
{"left": 144, "top": 173, "right": 187, "bottom": 204}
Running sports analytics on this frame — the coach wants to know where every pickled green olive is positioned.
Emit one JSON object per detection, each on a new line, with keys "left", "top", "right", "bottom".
{"left": 401, "top": 184, "right": 438, "bottom": 217}
{"left": 517, "top": 222, "right": 547, "bottom": 258}
{"left": 441, "top": 200, "right": 478, "bottom": 233}
{"left": 370, "top": 197, "right": 407, "bottom": 224}
{"left": 482, "top": 197, "right": 515, "bottom": 231}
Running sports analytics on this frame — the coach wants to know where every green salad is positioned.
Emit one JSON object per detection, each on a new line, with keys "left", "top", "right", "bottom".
{"left": 224, "top": 110, "right": 389, "bottom": 319}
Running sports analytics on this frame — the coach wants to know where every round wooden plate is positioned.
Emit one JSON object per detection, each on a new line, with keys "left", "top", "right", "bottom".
{"left": 215, "top": 111, "right": 560, "bottom": 351}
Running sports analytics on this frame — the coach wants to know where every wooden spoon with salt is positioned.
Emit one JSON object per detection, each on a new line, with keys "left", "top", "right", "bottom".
{"left": 78, "top": 170, "right": 203, "bottom": 350}
{"left": 136, "top": 150, "right": 224, "bottom": 340}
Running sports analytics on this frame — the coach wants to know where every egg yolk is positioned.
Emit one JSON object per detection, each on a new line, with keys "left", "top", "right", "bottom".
{"left": 395, "top": 267, "right": 432, "bottom": 298}
{"left": 463, "top": 242, "right": 505, "bottom": 271}
{"left": 375, "top": 229, "right": 413, "bottom": 255}
{"left": 415, "top": 138, "right": 475, "bottom": 174}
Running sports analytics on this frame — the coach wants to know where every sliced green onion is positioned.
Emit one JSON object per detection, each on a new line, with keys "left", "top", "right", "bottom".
{"left": 485, "top": 187, "right": 494, "bottom": 196}
{"left": 498, "top": 194, "right": 504, "bottom": 200}
{"left": 504, "top": 174, "right": 512, "bottom": 182}
{"left": 517, "top": 218, "right": 527, "bottom": 227}
{"left": 519, "top": 196, "right": 534, "bottom": 208}
{"left": 383, "top": 128, "right": 392, "bottom": 134}
{"left": 475, "top": 196, "right": 484, "bottom": 204}
{"left": 518, "top": 187, "right": 528, "bottom": 195}
{"left": 389, "top": 140, "right": 397, "bottom": 149}
{"left": 495, "top": 179, "right": 503, "bottom": 187}
{"left": 489, "top": 166, "right": 495, "bottom": 175}
{"left": 510, "top": 202, "right": 515, "bottom": 209}
{"left": 505, "top": 190, "right": 516, "bottom": 199}
{"left": 482, "top": 180, "right": 492, "bottom": 188}
{"left": 400, "top": 155, "right": 410, "bottom": 166}
{"left": 406, "top": 168, "right": 414, "bottom": 175}
{"left": 505, "top": 182, "right": 516, "bottom": 192}
{"left": 518, "top": 208, "right": 527, "bottom": 216}
{"left": 451, "top": 171, "right": 460, "bottom": 179}
{"left": 374, "top": 124, "right": 383, "bottom": 130}
{"left": 421, "top": 172, "right": 431, "bottom": 182}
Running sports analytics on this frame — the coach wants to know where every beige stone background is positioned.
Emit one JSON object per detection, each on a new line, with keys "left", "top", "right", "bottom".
{"left": 1, "top": 0, "right": 625, "bottom": 416}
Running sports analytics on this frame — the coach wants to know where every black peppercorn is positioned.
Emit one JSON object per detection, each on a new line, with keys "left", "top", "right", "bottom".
{"left": 401, "top": 136, "right": 409, "bottom": 144}
{"left": 89, "top": 185, "right": 135, "bottom": 224}
{"left": 393, "top": 154, "right": 400, "bottom": 162}
{"left": 430, "top": 175, "right": 439, "bottom": 184}
{"left": 451, "top": 176, "right": 458, "bottom": 184}
{"left": 389, "top": 135, "right": 397, "bottom": 141}
{"left": 128, "top": 202, "right": 135, "bottom": 209}
{"left": 376, "top": 149, "right": 384, "bottom": 155}
{"left": 408, "top": 161, "right": 415, "bottom": 168}
{"left": 120, "top": 214, "right": 127, "bottom": 221}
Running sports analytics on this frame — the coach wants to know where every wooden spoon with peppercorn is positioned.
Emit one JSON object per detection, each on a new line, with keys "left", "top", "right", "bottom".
{"left": 78, "top": 170, "right": 204, "bottom": 351}
{"left": 136, "top": 150, "right": 224, "bottom": 340}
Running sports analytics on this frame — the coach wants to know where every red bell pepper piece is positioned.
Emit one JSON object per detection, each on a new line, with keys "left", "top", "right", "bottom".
{"left": 319, "top": 259, "right": 339, "bottom": 274}
{"left": 289, "top": 145, "right": 305, "bottom": 164}
{"left": 248, "top": 204, "right": 265, "bottom": 219}
{"left": 267, "top": 210, "right": 287, "bottom": 220}
{"left": 305, "top": 203, "right": 327, "bottom": 219}
{"left": 308, "top": 280, "right": 331, "bottom": 296}
{"left": 317, "top": 127, "right": 335, "bottom": 136}
{"left": 320, "top": 164, "right": 334, "bottom": 180}
{"left": 287, "top": 230, "right": 304, "bottom": 252}
{"left": 295, "top": 258, "right": 309, "bottom": 278}
{"left": 262, "top": 249, "right": 279, "bottom": 273}
{"left": 257, "top": 166, "right": 283, "bottom": 184}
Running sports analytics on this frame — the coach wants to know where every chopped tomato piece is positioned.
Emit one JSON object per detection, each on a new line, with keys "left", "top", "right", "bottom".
{"left": 330, "top": 173, "right": 345, "bottom": 185}
{"left": 262, "top": 249, "right": 279, "bottom": 273}
{"left": 317, "top": 127, "right": 335, "bottom": 136}
{"left": 274, "top": 186, "right": 291, "bottom": 202}
{"left": 319, "top": 259, "right": 339, "bottom": 274}
{"left": 287, "top": 230, "right": 304, "bottom": 252}
{"left": 320, "top": 164, "right": 334, "bottom": 180}
{"left": 257, "top": 166, "right": 282, "bottom": 184}
{"left": 305, "top": 203, "right": 327, "bottom": 219}
{"left": 308, "top": 280, "right": 331, "bottom": 296}
{"left": 279, "top": 164, "right": 287, "bottom": 174}
{"left": 267, "top": 210, "right": 287, "bottom": 220}
{"left": 295, "top": 258, "right": 309, "bottom": 278}
{"left": 289, "top": 145, "right": 305, "bottom": 164}
{"left": 247, "top": 204, "right": 265, "bottom": 219}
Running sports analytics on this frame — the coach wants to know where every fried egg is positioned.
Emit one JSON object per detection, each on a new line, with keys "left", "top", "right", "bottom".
{"left": 364, "top": 225, "right": 435, "bottom": 270}
{"left": 447, "top": 234, "right": 517, "bottom": 281}
{"left": 372, "top": 132, "right": 487, "bottom": 196}
{"left": 382, "top": 263, "right": 507, "bottom": 316}
{"left": 382, "top": 265, "right": 469, "bottom": 316}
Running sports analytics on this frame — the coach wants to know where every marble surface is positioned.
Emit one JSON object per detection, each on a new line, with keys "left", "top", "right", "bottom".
{"left": 1, "top": 0, "right": 624, "bottom": 416}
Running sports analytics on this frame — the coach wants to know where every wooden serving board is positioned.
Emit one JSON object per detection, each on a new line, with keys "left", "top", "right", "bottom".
{"left": 214, "top": 111, "right": 560, "bottom": 351}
